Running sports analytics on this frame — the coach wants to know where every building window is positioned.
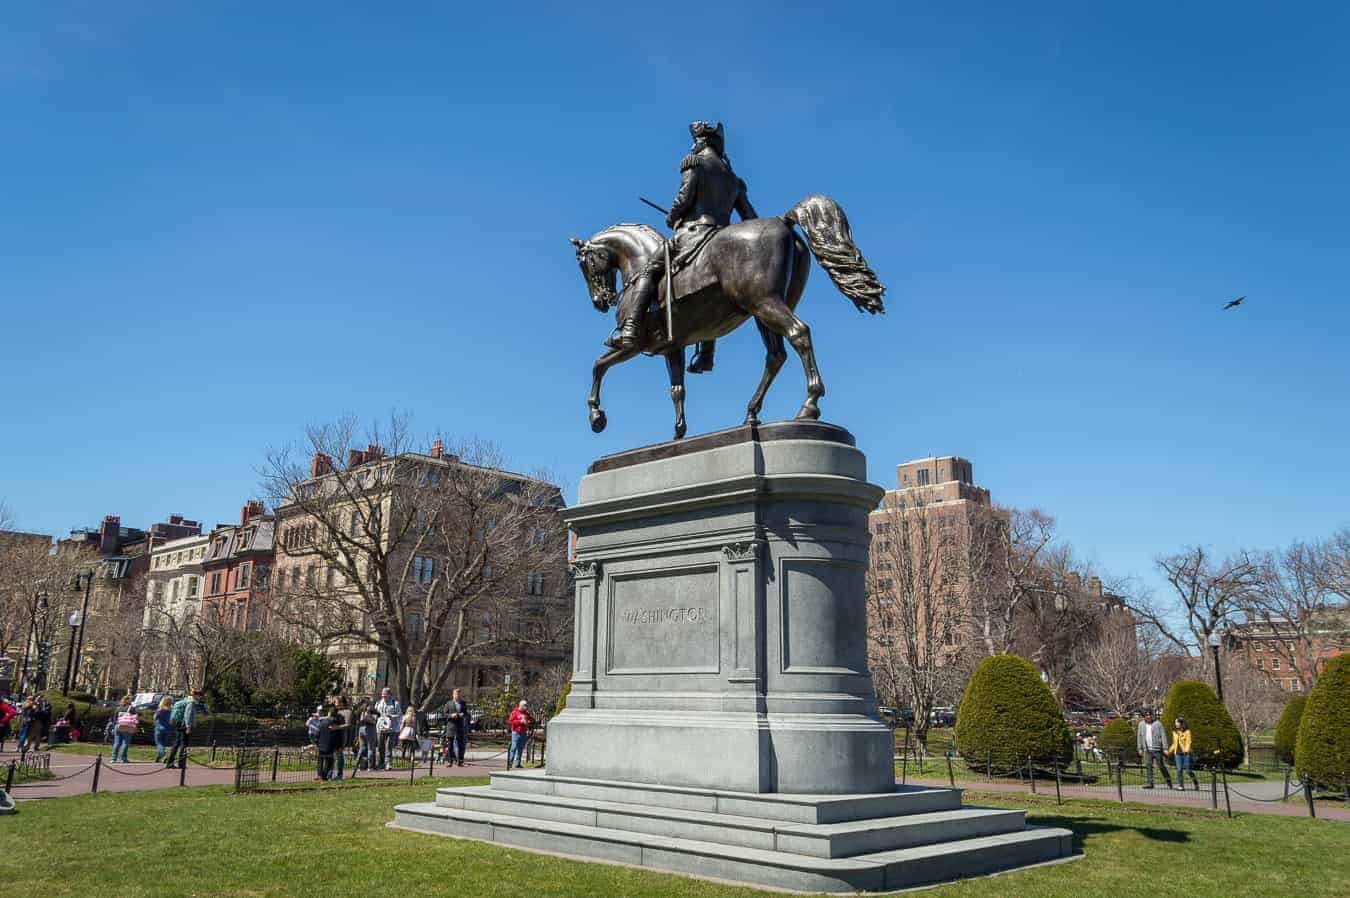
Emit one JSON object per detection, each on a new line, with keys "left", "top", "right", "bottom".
{"left": 1291, "top": 679, "right": 1302, "bottom": 692}
{"left": 238, "top": 562, "right": 251, "bottom": 589}
{"left": 917, "top": 469, "right": 931, "bottom": 486}
{"left": 209, "top": 572, "right": 222, "bottom": 595}
{"left": 290, "top": 567, "right": 301, "bottom": 589}
{"left": 188, "top": 576, "right": 199, "bottom": 597}
{"left": 406, "top": 612, "right": 424, "bottom": 641}
{"left": 414, "top": 555, "right": 435, "bottom": 584}
{"left": 1253, "top": 641, "right": 1262, "bottom": 652}
{"left": 326, "top": 567, "right": 337, "bottom": 588}
{"left": 1271, "top": 658, "right": 1281, "bottom": 670}
{"left": 349, "top": 511, "right": 363, "bottom": 537}
{"left": 527, "top": 572, "right": 545, "bottom": 595}
{"left": 1256, "top": 659, "right": 1264, "bottom": 670}
{"left": 171, "top": 580, "right": 181, "bottom": 600}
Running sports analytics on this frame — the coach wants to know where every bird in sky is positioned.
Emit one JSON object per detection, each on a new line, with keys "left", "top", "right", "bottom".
{"left": 1222, "top": 296, "right": 1245, "bottom": 310}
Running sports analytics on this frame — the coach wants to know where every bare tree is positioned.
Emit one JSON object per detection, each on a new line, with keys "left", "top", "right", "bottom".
{"left": 865, "top": 491, "right": 970, "bottom": 748}
{"left": 534, "top": 661, "right": 574, "bottom": 718}
{"left": 0, "top": 532, "right": 90, "bottom": 690}
{"left": 1072, "top": 622, "right": 1169, "bottom": 717}
{"left": 963, "top": 506, "right": 1060, "bottom": 658}
{"left": 1127, "top": 547, "right": 1262, "bottom": 675}
{"left": 1219, "top": 655, "right": 1284, "bottom": 767}
{"left": 1246, "top": 538, "right": 1350, "bottom": 688}
{"left": 261, "top": 416, "right": 569, "bottom": 710}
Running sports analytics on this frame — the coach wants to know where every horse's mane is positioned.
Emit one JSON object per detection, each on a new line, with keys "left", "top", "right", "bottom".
{"left": 592, "top": 222, "right": 663, "bottom": 249}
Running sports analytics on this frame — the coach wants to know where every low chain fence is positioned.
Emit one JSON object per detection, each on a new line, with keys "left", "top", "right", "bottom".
{"left": 893, "top": 736, "right": 1348, "bottom": 819}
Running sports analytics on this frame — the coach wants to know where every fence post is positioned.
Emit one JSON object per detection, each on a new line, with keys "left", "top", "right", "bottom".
{"left": 1028, "top": 755, "right": 1037, "bottom": 793}
{"left": 900, "top": 726, "right": 909, "bottom": 785}
{"left": 1116, "top": 759, "right": 1125, "bottom": 803}
{"left": 428, "top": 750, "right": 435, "bottom": 779}
{"left": 1283, "top": 767, "right": 1292, "bottom": 800}
{"left": 233, "top": 751, "right": 244, "bottom": 791}
{"left": 210, "top": 740, "right": 217, "bottom": 764}
{"left": 986, "top": 751, "right": 992, "bottom": 783}
{"left": 409, "top": 757, "right": 416, "bottom": 785}
{"left": 1210, "top": 767, "right": 1218, "bottom": 810}
{"left": 945, "top": 752, "right": 955, "bottom": 788}
{"left": 179, "top": 752, "right": 187, "bottom": 787}
{"left": 5, "top": 760, "right": 14, "bottom": 793}
{"left": 1303, "top": 778, "right": 1316, "bottom": 818}
{"left": 1220, "top": 765, "right": 1232, "bottom": 817}
{"left": 1054, "top": 758, "right": 1063, "bottom": 806}
{"left": 91, "top": 754, "right": 102, "bottom": 794}
{"left": 271, "top": 746, "right": 280, "bottom": 783}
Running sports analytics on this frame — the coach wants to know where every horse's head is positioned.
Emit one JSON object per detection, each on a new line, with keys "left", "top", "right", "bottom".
{"left": 570, "top": 236, "right": 617, "bottom": 313}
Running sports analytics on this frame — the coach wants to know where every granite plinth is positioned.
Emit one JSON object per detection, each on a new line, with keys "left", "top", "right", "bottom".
{"left": 391, "top": 771, "right": 1075, "bottom": 894}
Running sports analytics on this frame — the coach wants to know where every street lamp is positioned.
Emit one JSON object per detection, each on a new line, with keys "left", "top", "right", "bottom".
{"left": 69, "top": 570, "right": 94, "bottom": 696}
{"left": 1208, "top": 631, "right": 1224, "bottom": 703}
{"left": 62, "top": 610, "right": 83, "bottom": 695}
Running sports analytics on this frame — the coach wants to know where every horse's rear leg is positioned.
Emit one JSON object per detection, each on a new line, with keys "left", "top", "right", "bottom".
{"left": 745, "top": 321, "right": 786, "bottom": 425}
{"left": 664, "top": 349, "right": 688, "bottom": 439}
{"left": 590, "top": 346, "right": 639, "bottom": 432}
{"left": 749, "top": 295, "right": 824, "bottom": 420}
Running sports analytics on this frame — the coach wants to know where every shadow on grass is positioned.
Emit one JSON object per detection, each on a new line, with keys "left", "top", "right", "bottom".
{"left": 1033, "top": 814, "right": 1191, "bottom": 852}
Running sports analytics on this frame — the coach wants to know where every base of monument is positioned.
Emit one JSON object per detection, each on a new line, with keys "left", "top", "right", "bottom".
{"left": 390, "top": 770, "right": 1074, "bottom": 894}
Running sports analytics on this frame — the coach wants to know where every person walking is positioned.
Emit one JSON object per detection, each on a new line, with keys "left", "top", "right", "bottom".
{"left": 315, "top": 705, "right": 342, "bottom": 782}
{"left": 1136, "top": 711, "right": 1173, "bottom": 789}
{"left": 110, "top": 695, "right": 137, "bottom": 764}
{"left": 374, "top": 687, "right": 402, "bottom": 771}
{"left": 14, "top": 696, "right": 35, "bottom": 752}
{"left": 333, "top": 697, "right": 353, "bottom": 781}
{"left": 506, "top": 700, "right": 535, "bottom": 770}
{"left": 1167, "top": 716, "right": 1200, "bottom": 791}
{"left": 445, "top": 688, "right": 470, "bottom": 767}
{"left": 0, "top": 697, "right": 16, "bottom": 751}
{"left": 153, "top": 696, "right": 174, "bottom": 763}
{"left": 396, "top": 708, "right": 418, "bottom": 763}
{"left": 163, "top": 689, "right": 202, "bottom": 769}
{"left": 355, "top": 702, "right": 378, "bottom": 772}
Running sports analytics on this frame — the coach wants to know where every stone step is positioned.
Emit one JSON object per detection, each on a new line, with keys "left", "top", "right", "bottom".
{"left": 437, "top": 785, "right": 1025, "bottom": 858}
{"left": 488, "top": 768, "right": 961, "bottom": 823}
{"left": 391, "top": 801, "right": 1074, "bottom": 894}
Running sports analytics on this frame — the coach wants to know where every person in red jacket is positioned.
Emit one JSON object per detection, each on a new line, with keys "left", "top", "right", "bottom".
{"left": 506, "top": 700, "right": 535, "bottom": 770}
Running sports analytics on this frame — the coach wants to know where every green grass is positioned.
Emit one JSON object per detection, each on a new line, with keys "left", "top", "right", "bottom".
{"left": 1, "top": 779, "right": 1346, "bottom": 897}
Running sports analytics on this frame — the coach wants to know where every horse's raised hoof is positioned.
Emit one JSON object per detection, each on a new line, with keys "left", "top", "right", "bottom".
{"left": 589, "top": 409, "right": 607, "bottom": 433}
{"left": 794, "top": 403, "right": 821, "bottom": 421}
{"left": 674, "top": 420, "right": 687, "bottom": 440}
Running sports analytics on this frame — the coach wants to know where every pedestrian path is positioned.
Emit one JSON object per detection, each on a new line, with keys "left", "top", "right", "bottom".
{"left": 1, "top": 747, "right": 507, "bottom": 800}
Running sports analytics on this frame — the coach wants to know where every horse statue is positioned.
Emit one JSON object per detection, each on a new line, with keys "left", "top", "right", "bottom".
{"left": 571, "top": 194, "right": 885, "bottom": 439}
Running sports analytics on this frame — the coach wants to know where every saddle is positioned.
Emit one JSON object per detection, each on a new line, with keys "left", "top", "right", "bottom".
{"left": 657, "top": 223, "right": 725, "bottom": 309}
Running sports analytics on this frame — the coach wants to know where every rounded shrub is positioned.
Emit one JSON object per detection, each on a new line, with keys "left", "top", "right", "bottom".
{"left": 1097, "top": 717, "right": 1138, "bottom": 763}
{"left": 1295, "top": 654, "right": 1350, "bottom": 789}
{"left": 1273, "top": 694, "right": 1307, "bottom": 766}
{"left": 553, "top": 678, "right": 573, "bottom": 717}
{"left": 954, "top": 654, "right": 1072, "bottom": 768}
{"left": 1161, "top": 680, "right": 1242, "bottom": 769}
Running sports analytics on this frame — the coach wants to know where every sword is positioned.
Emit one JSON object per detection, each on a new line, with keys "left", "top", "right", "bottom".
{"left": 640, "top": 197, "right": 676, "bottom": 345}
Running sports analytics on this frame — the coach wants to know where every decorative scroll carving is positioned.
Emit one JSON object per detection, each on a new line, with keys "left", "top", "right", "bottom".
{"left": 721, "top": 542, "right": 761, "bottom": 562}
{"left": 570, "top": 560, "right": 601, "bottom": 579}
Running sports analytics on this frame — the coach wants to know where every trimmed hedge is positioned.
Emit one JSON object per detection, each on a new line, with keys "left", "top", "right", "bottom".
{"left": 1273, "top": 694, "right": 1307, "bottom": 766}
{"left": 554, "top": 678, "right": 573, "bottom": 717}
{"left": 1295, "top": 654, "right": 1350, "bottom": 789}
{"left": 1161, "top": 680, "right": 1242, "bottom": 769}
{"left": 1098, "top": 717, "right": 1138, "bottom": 762}
{"left": 954, "top": 654, "right": 1072, "bottom": 768}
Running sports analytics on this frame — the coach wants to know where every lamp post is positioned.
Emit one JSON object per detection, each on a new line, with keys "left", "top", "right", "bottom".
{"left": 62, "top": 610, "right": 83, "bottom": 695}
{"left": 1208, "top": 631, "right": 1225, "bottom": 703}
{"left": 70, "top": 570, "right": 94, "bottom": 695}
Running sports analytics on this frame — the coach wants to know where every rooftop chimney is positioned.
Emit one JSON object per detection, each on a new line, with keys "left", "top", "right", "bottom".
{"left": 99, "top": 515, "right": 121, "bottom": 555}
{"left": 429, "top": 439, "right": 443, "bottom": 459}
{"left": 347, "top": 449, "right": 365, "bottom": 469}
{"left": 241, "top": 500, "right": 266, "bottom": 525}
{"left": 366, "top": 444, "right": 384, "bottom": 460}
{"left": 168, "top": 514, "right": 182, "bottom": 525}
{"left": 310, "top": 452, "right": 334, "bottom": 478}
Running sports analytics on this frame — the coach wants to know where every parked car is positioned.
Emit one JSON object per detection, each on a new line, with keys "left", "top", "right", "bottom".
{"left": 929, "top": 707, "right": 956, "bottom": 727}
{"left": 130, "top": 691, "right": 168, "bottom": 712}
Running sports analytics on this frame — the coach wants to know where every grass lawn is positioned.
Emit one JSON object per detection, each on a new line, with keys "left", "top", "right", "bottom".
{"left": 2, "top": 779, "right": 1346, "bottom": 897}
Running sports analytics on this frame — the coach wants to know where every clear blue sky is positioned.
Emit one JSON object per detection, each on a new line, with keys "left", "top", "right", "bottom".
{"left": 4, "top": 3, "right": 1348, "bottom": 601}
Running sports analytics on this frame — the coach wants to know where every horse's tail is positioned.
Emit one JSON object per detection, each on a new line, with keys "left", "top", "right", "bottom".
{"left": 783, "top": 195, "right": 885, "bottom": 314}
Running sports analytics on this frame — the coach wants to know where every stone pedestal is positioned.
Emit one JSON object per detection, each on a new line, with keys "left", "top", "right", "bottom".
{"left": 548, "top": 420, "right": 893, "bottom": 794}
{"left": 391, "top": 422, "right": 1074, "bottom": 892}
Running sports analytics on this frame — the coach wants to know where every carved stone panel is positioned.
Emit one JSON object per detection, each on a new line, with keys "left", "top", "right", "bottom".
{"left": 780, "top": 559, "right": 867, "bottom": 675}
{"left": 606, "top": 564, "right": 720, "bottom": 675}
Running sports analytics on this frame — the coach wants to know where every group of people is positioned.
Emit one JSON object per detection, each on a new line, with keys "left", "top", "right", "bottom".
{"left": 103, "top": 690, "right": 202, "bottom": 767}
{"left": 0, "top": 694, "right": 56, "bottom": 753}
{"left": 299, "top": 687, "right": 537, "bottom": 782}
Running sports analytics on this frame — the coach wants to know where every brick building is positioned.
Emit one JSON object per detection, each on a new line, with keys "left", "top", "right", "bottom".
{"left": 1226, "top": 607, "right": 1350, "bottom": 692}
{"left": 199, "top": 501, "right": 275, "bottom": 632}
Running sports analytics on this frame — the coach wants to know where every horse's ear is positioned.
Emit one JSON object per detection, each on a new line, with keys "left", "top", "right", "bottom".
{"left": 569, "top": 237, "right": 585, "bottom": 249}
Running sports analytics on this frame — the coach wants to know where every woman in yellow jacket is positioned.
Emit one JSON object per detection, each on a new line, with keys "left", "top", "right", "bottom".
{"left": 1167, "top": 717, "right": 1200, "bottom": 791}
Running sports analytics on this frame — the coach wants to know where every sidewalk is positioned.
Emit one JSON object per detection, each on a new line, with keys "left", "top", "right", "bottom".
{"left": 2, "top": 748, "right": 508, "bottom": 800}
{"left": 902, "top": 774, "right": 1350, "bottom": 821}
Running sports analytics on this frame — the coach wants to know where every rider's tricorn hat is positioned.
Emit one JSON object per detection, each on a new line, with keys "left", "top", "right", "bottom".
{"left": 689, "top": 120, "right": 725, "bottom": 148}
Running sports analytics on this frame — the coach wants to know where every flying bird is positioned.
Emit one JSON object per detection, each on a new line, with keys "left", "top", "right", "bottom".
{"left": 1222, "top": 296, "right": 1245, "bottom": 310}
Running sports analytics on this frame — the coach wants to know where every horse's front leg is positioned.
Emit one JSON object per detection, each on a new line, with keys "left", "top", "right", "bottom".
{"left": 590, "top": 346, "right": 639, "bottom": 433}
{"left": 664, "top": 348, "right": 687, "bottom": 439}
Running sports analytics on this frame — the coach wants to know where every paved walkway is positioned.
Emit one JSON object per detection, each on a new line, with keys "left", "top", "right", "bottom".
{"left": 2, "top": 747, "right": 510, "bottom": 800}
{"left": 902, "top": 774, "right": 1350, "bottom": 821}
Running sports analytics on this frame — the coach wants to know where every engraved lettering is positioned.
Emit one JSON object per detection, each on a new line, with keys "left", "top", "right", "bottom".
{"left": 620, "top": 606, "right": 711, "bottom": 625}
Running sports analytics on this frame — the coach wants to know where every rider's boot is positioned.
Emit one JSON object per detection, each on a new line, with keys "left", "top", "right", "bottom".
{"left": 687, "top": 340, "right": 715, "bottom": 374}
{"left": 618, "top": 316, "right": 641, "bottom": 349}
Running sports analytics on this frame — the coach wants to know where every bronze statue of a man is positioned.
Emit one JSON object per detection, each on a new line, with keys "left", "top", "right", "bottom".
{"left": 610, "top": 121, "right": 757, "bottom": 372}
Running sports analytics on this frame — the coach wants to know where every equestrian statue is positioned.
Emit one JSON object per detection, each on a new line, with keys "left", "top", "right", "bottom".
{"left": 571, "top": 121, "right": 886, "bottom": 439}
